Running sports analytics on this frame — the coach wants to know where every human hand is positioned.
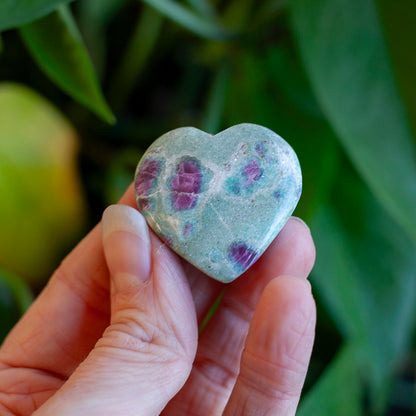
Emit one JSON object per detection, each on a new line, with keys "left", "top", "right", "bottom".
{"left": 0, "top": 185, "right": 316, "bottom": 415}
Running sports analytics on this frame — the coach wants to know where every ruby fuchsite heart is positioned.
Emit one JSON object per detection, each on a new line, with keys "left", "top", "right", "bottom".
{"left": 134, "top": 123, "right": 302, "bottom": 283}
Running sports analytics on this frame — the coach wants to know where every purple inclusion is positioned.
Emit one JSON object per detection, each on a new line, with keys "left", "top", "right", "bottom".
{"left": 255, "top": 143, "right": 267, "bottom": 157}
{"left": 135, "top": 158, "right": 161, "bottom": 211}
{"left": 274, "top": 190, "right": 282, "bottom": 199}
{"left": 228, "top": 242, "right": 258, "bottom": 271}
{"left": 135, "top": 159, "right": 160, "bottom": 196}
{"left": 243, "top": 160, "right": 262, "bottom": 186}
{"left": 158, "top": 232, "right": 173, "bottom": 248}
{"left": 183, "top": 222, "right": 193, "bottom": 236}
{"left": 138, "top": 198, "right": 151, "bottom": 211}
{"left": 171, "top": 159, "right": 201, "bottom": 211}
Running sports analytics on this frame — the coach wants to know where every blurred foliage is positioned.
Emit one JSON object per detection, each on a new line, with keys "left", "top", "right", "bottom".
{"left": 0, "top": 268, "right": 33, "bottom": 341}
{"left": 0, "top": 83, "right": 86, "bottom": 286}
{"left": 0, "top": 0, "right": 415, "bottom": 414}
{"left": 20, "top": 5, "right": 115, "bottom": 123}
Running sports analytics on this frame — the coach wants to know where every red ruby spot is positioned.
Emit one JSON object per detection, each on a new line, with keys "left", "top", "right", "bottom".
{"left": 243, "top": 160, "right": 262, "bottom": 186}
{"left": 171, "top": 159, "right": 201, "bottom": 211}
{"left": 228, "top": 242, "right": 258, "bottom": 271}
{"left": 135, "top": 158, "right": 160, "bottom": 196}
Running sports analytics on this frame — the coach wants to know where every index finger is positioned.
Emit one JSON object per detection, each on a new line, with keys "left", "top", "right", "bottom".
{"left": 0, "top": 185, "right": 137, "bottom": 376}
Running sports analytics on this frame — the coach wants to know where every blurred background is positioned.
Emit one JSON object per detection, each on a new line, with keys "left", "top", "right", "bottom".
{"left": 0, "top": 0, "right": 415, "bottom": 414}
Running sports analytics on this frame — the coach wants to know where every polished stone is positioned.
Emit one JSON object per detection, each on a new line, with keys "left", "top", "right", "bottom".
{"left": 134, "top": 123, "right": 302, "bottom": 283}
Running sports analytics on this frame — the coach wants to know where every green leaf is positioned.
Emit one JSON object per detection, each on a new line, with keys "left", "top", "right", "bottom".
{"left": 310, "top": 172, "right": 416, "bottom": 410}
{"left": 251, "top": 0, "right": 288, "bottom": 27}
{"left": 79, "top": 0, "right": 129, "bottom": 75}
{"left": 185, "top": 0, "right": 215, "bottom": 18}
{"left": 290, "top": 0, "right": 416, "bottom": 244}
{"left": 20, "top": 6, "right": 115, "bottom": 124}
{"left": 0, "top": 0, "right": 74, "bottom": 31}
{"left": 220, "top": 0, "right": 255, "bottom": 31}
{"left": 0, "top": 268, "right": 33, "bottom": 342}
{"left": 376, "top": 1, "right": 416, "bottom": 138}
{"left": 201, "top": 60, "right": 230, "bottom": 134}
{"left": 0, "top": 269, "right": 33, "bottom": 313}
{"left": 79, "top": 0, "right": 128, "bottom": 27}
{"left": 141, "top": 0, "right": 229, "bottom": 39}
{"left": 265, "top": 46, "right": 323, "bottom": 118}
{"left": 109, "top": 5, "right": 164, "bottom": 110}
{"left": 298, "top": 345, "right": 363, "bottom": 416}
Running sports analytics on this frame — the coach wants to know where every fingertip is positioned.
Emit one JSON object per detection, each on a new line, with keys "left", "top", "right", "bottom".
{"left": 223, "top": 274, "right": 316, "bottom": 415}
{"left": 263, "top": 217, "right": 316, "bottom": 279}
{"left": 267, "top": 274, "right": 313, "bottom": 297}
{"left": 284, "top": 217, "right": 316, "bottom": 273}
{"left": 265, "top": 278, "right": 311, "bottom": 329}
{"left": 102, "top": 204, "right": 148, "bottom": 241}
{"left": 290, "top": 216, "right": 311, "bottom": 232}
{"left": 250, "top": 275, "right": 316, "bottom": 358}
{"left": 101, "top": 204, "right": 151, "bottom": 293}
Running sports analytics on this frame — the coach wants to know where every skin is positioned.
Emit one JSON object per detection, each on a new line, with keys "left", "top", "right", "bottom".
{"left": 0, "top": 184, "right": 316, "bottom": 415}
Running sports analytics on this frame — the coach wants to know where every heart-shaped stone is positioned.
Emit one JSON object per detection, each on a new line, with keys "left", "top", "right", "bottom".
{"left": 134, "top": 123, "right": 302, "bottom": 283}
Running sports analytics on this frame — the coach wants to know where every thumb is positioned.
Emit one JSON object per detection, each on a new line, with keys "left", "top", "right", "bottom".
{"left": 36, "top": 205, "right": 198, "bottom": 416}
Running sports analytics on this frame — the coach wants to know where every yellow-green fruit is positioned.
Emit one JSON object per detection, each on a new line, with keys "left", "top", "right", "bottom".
{"left": 0, "top": 83, "right": 86, "bottom": 285}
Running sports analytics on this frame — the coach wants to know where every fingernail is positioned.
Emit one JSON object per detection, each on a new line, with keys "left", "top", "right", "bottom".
{"left": 102, "top": 205, "right": 151, "bottom": 288}
{"left": 291, "top": 216, "right": 311, "bottom": 233}
{"left": 102, "top": 205, "right": 148, "bottom": 240}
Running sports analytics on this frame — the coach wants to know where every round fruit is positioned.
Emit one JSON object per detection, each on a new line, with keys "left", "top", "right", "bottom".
{"left": 0, "top": 83, "right": 86, "bottom": 285}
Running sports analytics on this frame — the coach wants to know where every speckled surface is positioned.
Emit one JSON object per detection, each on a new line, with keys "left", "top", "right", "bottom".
{"left": 134, "top": 123, "right": 302, "bottom": 283}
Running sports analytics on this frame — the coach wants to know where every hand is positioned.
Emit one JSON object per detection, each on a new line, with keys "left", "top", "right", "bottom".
{"left": 0, "top": 185, "right": 316, "bottom": 416}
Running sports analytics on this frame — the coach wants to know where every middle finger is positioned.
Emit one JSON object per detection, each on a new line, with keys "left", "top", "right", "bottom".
{"left": 163, "top": 218, "right": 315, "bottom": 415}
